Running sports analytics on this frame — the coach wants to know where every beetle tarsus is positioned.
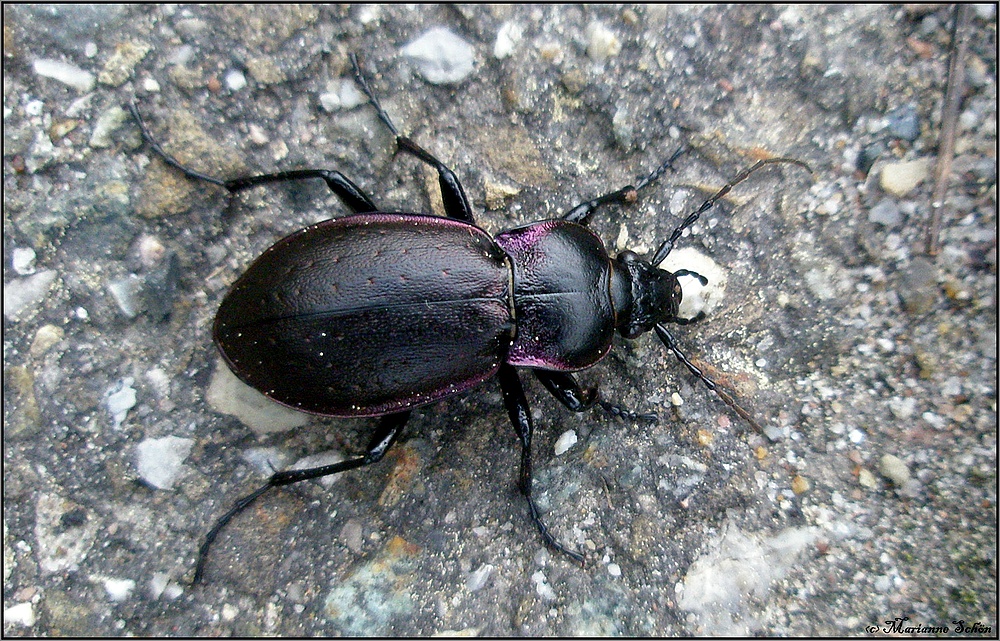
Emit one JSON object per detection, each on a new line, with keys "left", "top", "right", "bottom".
{"left": 349, "top": 53, "right": 400, "bottom": 138}
{"left": 597, "top": 400, "right": 658, "bottom": 424}
{"left": 129, "top": 101, "right": 383, "bottom": 214}
{"left": 193, "top": 483, "right": 274, "bottom": 584}
{"left": 127, "top": 101, "right": 227, "bottom": 188}
{"left": 562, "top": 144, "right": 690, "bottom": 224}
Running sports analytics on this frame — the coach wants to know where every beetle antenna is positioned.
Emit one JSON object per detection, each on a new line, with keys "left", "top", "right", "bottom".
{"left": 653, "top": 324, "right": 765, "bottom": 435}
{"left": 650, "top": 156, "right": 811, "bottom": 267}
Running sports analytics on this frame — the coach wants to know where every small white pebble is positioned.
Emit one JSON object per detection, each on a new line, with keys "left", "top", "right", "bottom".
{"left": 25, "top": 99, "right": 45, "bottom": 117}
{"left": 104, "top": 376, "right": 136, "bottom": 429}
{"left": 921, "top": 411, "right": 947, "bottom": 429}
{"left": 319, "top": 78, "right": 366, "bottom": 112}
{"left": 148, "top": 572, "right": 170, "bottom": 599}
{"left": 12, "top": 247, "right": 37, "bottom": 275}
{"left": 248, "top": 123, "right": 270, "bottom": 146}
{"left": 357, "top": 5, "right": 380, "bottom": 25}
{"left": 880, "top": 159, "right": 930, "bottom": 197}
{"left": 134, "top": 435, "right": 194, "bottom": 490}
{"left": 401, "top": 27, "right": 476, "bottom": 84}
{"left": 137, "top": 234, "right": 166, "bottom": 267}
{"left": 4, "top": 269, "right": 58, "bottom": 322}
{"left": 33, "top": 58, "right": 95, "bottom": 93}
{"left": 879, "top": 454, "right": 911, "bottom": 486}
{"left": 4, "top": 602, "right": 34, "bottom": 627}
{"left": 467, "top": 563, "right": 494, "bottom": 592}
{"left": 531, "top": 571, "right": 557, "bottom": 601}
{"left": 615, "top": 223, "right": 629, "bottom": 252}
{"left": 554, "top": 430, "right": 578, "bottom": 456}
{"left": 144, "top": 367, "right": 171, "bottom": 399}
{"left": 224, "top": 69, "right": 247, "bottom": 92}
{"left": 494, "top": 22, "right": 522, "bottom": 59}
{"left": 104, "top": 578, "right": 136, "bottom": 602}
{"left": 585, "top": 22, "right": 621, "bottom": 62}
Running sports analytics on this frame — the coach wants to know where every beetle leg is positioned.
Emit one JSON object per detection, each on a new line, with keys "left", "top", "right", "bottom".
{"left": 561, "top": 145, "right": 689, "bottom": 224}
{"left": 193, "top": 411, "right": 410, "bottom": 583}
{"left": 535, "top": 370, "right": 657, "bottom": 423}
{"left": 498, "top": 365, "right": 585, "bottom": 564}
{"left": 128, "top": 102, "right": 380, "bottom": 214}
{"left": 672, "top": 311, "right": 706, "bottom": 326}
{"left": 397, "top": 136, "right": 475, "bottom": 223}
{"left": 653, "top": 324, "right": 765, "bottom": 435}
{"left": 533, "top": 370, "right": 597, "bottom": 411}
{"left": 222, "top": 170, "right": 379, "bottom": 214}
{"left": 350, "top": 54, "right": 475, "bottom": 223}
{"left": 596, "top": 400, "right": 658, "bottom": 424}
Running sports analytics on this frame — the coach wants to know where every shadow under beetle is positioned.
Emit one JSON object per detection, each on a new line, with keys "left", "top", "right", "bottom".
{"left": 130, "top": 54, "right": 810, "bottom": 583}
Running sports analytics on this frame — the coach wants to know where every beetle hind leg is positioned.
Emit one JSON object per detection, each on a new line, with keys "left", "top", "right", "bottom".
{"left": 499, "top": 366, "right": 585, "bottom": 564}
{"left": 193, "top": 411, "right": 410, "bottom": 583}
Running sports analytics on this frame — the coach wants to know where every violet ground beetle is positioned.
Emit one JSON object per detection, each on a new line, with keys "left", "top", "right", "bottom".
{"left": 129, "top": 54, "right": 810, "bottom": 583}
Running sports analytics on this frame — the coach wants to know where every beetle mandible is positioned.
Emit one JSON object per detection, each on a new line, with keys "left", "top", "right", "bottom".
{"left": 130, "top": 54, "right": 809, "bottom": 583}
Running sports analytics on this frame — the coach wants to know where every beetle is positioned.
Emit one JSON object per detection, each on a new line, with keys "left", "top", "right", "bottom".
{"left": 129, "top": 54, "right": 809, "bottom": 583}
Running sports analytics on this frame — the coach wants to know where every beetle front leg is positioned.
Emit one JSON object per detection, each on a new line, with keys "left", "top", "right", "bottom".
{"left": 535, "top": 370, "right": 657, "bottom": 423}
{"left": 533, "top": 370, "right": 597, "bottom": 411}
{"left": 193, "top": 411, "right": 410, "bottom": 583}
{"left": 498, "top": 365, "right": 585, "bottom": 564}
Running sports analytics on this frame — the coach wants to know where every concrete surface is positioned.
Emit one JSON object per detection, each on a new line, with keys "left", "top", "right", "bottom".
{"left": 3, "top": 4, "right": 996, "bottom": 636}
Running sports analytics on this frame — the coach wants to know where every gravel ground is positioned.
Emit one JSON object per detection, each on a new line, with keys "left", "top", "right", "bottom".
{"left": 3, "top": 4, "right": 996, "bottom": 636}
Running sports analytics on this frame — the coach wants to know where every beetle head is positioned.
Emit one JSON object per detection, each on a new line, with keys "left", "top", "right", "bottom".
{"left": 611, "top": 250, "right": 682, "bottom": 339}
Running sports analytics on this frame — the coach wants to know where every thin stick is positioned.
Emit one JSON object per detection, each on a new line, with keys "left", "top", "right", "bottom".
{"left": 926, "top": 4, "right": 971, "bottom": 256}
